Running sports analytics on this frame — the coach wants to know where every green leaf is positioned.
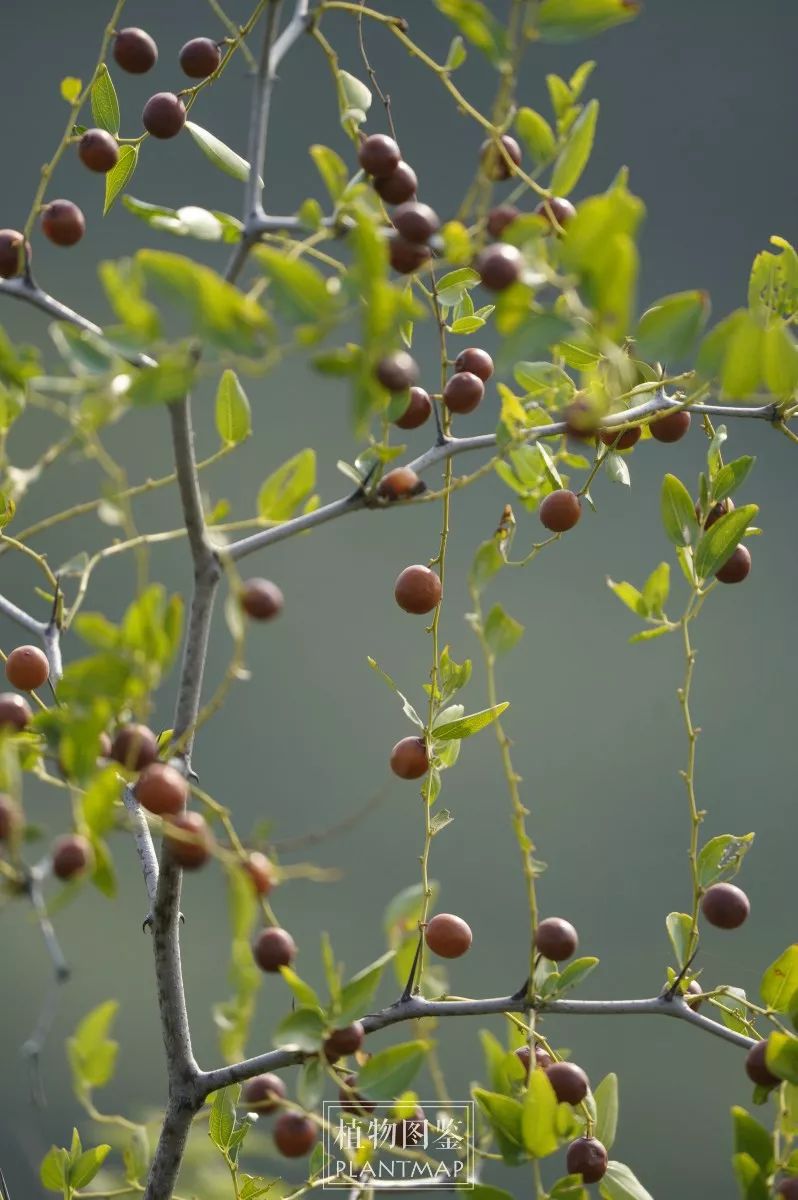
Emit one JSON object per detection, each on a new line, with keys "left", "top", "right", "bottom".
{"left": 338, "top": 70, "right": 372, "bottom": 122}
{"left": 433, "top": 0, "right": 506, "bottom": 63}
{"left": 473, "top": 1088, "right": 524, "bottom": 1148}
{"left": 279, "top": 966, "right": 322, "bottom": 1010}
{"left": 607, "top": 578, "right": 647, "bottom": 618}
{"left": 660, "top": 473, "right": 698, "bottom": 548}
{"left": 185, "top": 121, "right": 254, "bottom": 182}
{"left": 208, "top": 1085, "right": 239, "bottom": 1153}
{"left": 516, "top": 107, "right": 557, "bottom": 165}
{"left": 70, "top": 1145, "right": 111, "bottom": 1189}
{"left": 551, "top": 99, "right": 599, "bottom": 196}
{"left": 444, "top": 35, "right": 467, "bottom": 70}
{"left": 215, "top": 370, "right": 251, "bottom": 445}
{"left": 91, "top": 65, "right": 120, "bottom": 134}
{"left": 718, "top": 986, "right": 751, "bottom": 1035}
{"left": 257, "top": 449, "right": 316, "bottom": 522}
{"left": 712, "top": 456, "right": 755, "bottom": 503}
{"left": 484, "top": 604, "right": 524, "bottom": 656}
{"left": 255, "top": 245, "right": 338, "bottom": 323}
{"left": 666, "top": 912, "right": 692, "bottom": 968}
{"left": 40, "top": 1147, "right": 69, "bottom": 1193}
{"left": 104, "top": 145, "right": 138, "bottom": 215}
{"left": 61, "top": 77, "right": 82, "bottom": 103}
{"left": 767, "top": 1033, "right": 798, "bottom": 1085}
{"left": 470, "top": 539, "right": 505, "bottom": 591}
{"left": 67, "top": 999, "right": 119, "bottom": 1094}
{"left": 731, "top": 1107, "right": 773, "bottom": 1173}
{"left": 641, "top": 562, "right": 670, "bottom": 618}
{"left": 128, "top": 356, "right": 196, "bottom": 407}
{"left": 762, "top": 321, "right": 798, "bottom": 397}
{"left": 309, "top": 144, "right": 348, "bottom": 202}
{"left": 297, "top": 1057, "right": 325, "bottom": 1110}
{"left": 357, "top": 1041, "right": 429, "bottom": 1100}
{"left": 521, "top": 1066, "right": 560, "bottom": 1157}
{"left": 599, "top": 1161, "right": 654, "bottom": 1200}
{"left": 514, "top": 360, "right": 575, "bottom": 403}
{"left": 0, "top": 491, "right": 16, "bottom": 528}
{"left": 433, "top": 703, "right": 508, "bottom": 742}
{"left": 761, "top": 945, "right": 798, "bottom": 1013}
{"left": 337, "top": 951, "right": 394, "bottom": 1025}
{"left": 274, "top": 1007, "right": 326, "bottom": 1052}
{"left": 731, "top": 1153, "right": 770, "bottom": 1200}
{"left": 694, "top": 504, "right": 758, "bottom": 580}
{"left": 594, "top": 1073, "right": 619, "bottom": 1151}
{"left": 636, "top": 290, "right": 710, "bottom": 362}
{"left": 697, "top": 832, "right": 754, "bottom": 887}
{"left": 537, "top": 0, "right": 640, "bottom": 42}
{"left": 553, "top": 956, "right": 599, "bottom": 996}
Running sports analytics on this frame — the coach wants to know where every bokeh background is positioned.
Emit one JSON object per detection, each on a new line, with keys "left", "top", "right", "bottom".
{"left": 1, "top": 2, "right": 797, "bottom": 1195}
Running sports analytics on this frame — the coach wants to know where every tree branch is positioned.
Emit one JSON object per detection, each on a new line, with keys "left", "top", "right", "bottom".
{"left": 0, "top": 592, "right": 63, "bottom": 682}
{"left": 121, "top": 785, "right": 160, "bottom": 906}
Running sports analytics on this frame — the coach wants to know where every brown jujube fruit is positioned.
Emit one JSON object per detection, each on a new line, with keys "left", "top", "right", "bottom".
{"left": 700, "top": 497, "right": 734, "bottom": 528}
{"left": 534, "top": 917, "right": 578, "bottom": 962}
{"left": 487, "top": 204, "right": 519, "bottom": 238}
{"left": 701, "top": 881, "right": 750, "bottom": 929}
{"left": 113, "top": 27, "right": 158, "bottom": 73}
{"left": 273, "top": 1112, "right": 317, "bottom": 1157}
{"left": 539, "top": 490, "right": 581, "bottom": 533}
{"left": 111, "top": 723, "right": 159, "bottom": 771}
{"left": 715, "top": 544, "right": 751, "bottom": 584}
{"left": 179, "top": 37, "right": 221, "bottom": 79}
{"left": 776, "top": 1178, "right": 798, "bottom": 1199}
{"left": 78, "top": 129, "right": 119, "bottom": 173}
{"left": 389, "top": 235, "right": 431, "bottom": 275}
{"left": 243, "top": 851, "right": 275, "bottom": 896}
{"left": 390, "top": 737, "right": 429, "bottom": 780}
{"left": 393, "top": 202, "right": 439, "bottom": 244}
{"left": 394, "top": 387, "right": 432, "bottom": 430}
{"left": 376, "top": 351, "right": 419, "bottom": 392}
{"left": 545, "top": 1061, "right": 589, "bottom": 1105}
{"left": 252, "top": 926, "right": 297, "bottom": 972}
{"left": 480, "top": 134, "right": 522, "bottom": 181}
{"left": 377, "top": 467, "right": 423, "bottom": 501}
{"left": 323, "top": 1021, "right": 365, "bottom": 1061}
{"left": 358, "top": 134, "right": 401, "bottom": 178}
{"left": 0, "top": 693, "right": 33, "bottom": 732}
{"left": 0, "top": 795, "right": 20, "bottom": 841}
{"left": 240, "top": 578, "right": 284, "bottom": 621}
{"left": 566, "top": 1136, "right": 608, "bottom": 1184}
{"left": 0, "top": 230, "right": 29, "bottom": 278}
{"left": 374, "top": 162, "right": 417, "bottom": 205}
{"left": 443, "top": 371, "right": 484, "bottom": 415}
{"left": 650, "top": 409, "right": 691, "bottom": 443}
{"left": 142, "top": 93, "right": 186, "bottom": 139}
{"left": 455, "top": 347, "right": 494, "bottom": 382}
{"left": 394, "top": 565, "right": 441, "bottom": 614}
{"left": 241, "top": 1072, "right": 286, "bottom": 1113}
{"left": 135, "top": 762, "right": 187, "bottom": 816}
{"left": 164, "top": 811, "right": 212, "bottom": 870}
{"left": 52, "top": 833, "right": 92, "bottom": 881}
{"left": 685, "top": 979, "right": 703, "bottom": 1010}
{"left": 425, "top": 912, "right": 472, "bottom": 958}
{"left": 745, "top": 1040, "right": 780, "bottom": 1088}
{"left": 339, "top": 1073, "right": 375, "bottom": 1114}
{"left": 476, "top": 243, "right": 522, "bottom": 291}
{"left": 515, "top": 1044, "right": 553, "bottom": 1073}
{"left": 41, "top": 200, "right": 85, "bottom": 247}
{"left": 5, "top": 645, "right": 49, "bottom": 691}
{"left": 535, "top": 196, "right": 577, "bottom": 229}
{"left": 599, "top": 424, "right": 641, "bottom": 449}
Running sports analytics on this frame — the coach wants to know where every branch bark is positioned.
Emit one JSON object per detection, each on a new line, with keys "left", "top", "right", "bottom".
{"left": 0, "top": 593, "right": 63, "bottom": 682}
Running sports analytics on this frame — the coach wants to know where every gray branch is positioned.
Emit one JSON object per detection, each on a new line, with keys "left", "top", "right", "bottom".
{"left": 0, "top": 593, "right": 63, "bottom": 683}
{"left": 122, "top": 785, "right": 160, "bottom": 904}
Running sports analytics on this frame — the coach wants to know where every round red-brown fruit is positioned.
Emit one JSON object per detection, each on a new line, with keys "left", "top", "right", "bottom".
{"left": 487, "top": 204, "right": 519, "bottom": 239}
{"left": 111, "top": 723, "right": 159, "bottom": 771}
{"left": 142, "top": 93, "right": 187, "bottom": 139}
{"left": 566, "top": 1136, "right": 608, "bottom": 1184}
{"left": 358, "top": 134, "right": 401, "bottom": 178}
{"left": 535, "top": 196, "right": 577, "bottom": 230}
{"left": 701, "top": 881, "right": 750, "bottom": 930}
{"left": 78, "top": 129, "right": 119, "bottom": 173}
{"left": 700, "top": 497, "right": 734, "bottom": 529}
{"left": 41, "top": 200, "right": 85, "bottom": 247}
{"left": 98, "top": 731, "right": 113, "bottom": 760}
{"left": 535, "top": 917, "right": 578, "bottom": 962}
{"left": 715, "top": 544, "right": 751, "bottom": 585}
{"left": 390, "top": 736, "right": 429, "bottom": 780}
{"left": 0, "top": 693, "right": 33, "bottom": 732}
{"left": 564, "top": 399, "right": 599, "bottom": 440}
{"left": 745, "top": 1040, "right": 780, "bottom": 1089}
{"left": 253, "top": 926, "right": 297, "bottom": 972}
{"left": 545, "top": 1061, "right": 589, "bottom": 1105}
{"left": 179, "top": 37, "right": 222, "bottom": 79}
{"left": 5, "top": 645, "right": 49, "bottom": 692}
{"left": 339, "top": 1073, "right": 375, "bottom": 1114}
{"left": 377, "top": 467, "right": 423, "bottom": 501}
{"left": 425, "top": 912, "right": 472, "bottom": 959}
{"left": 374, "top": 162, "right": 418, "bottom": 206}
{"left": 0, "top": 230, "right": 29, "bottom": 279}
{"left": 113, "top": 27, "right": 158, "bottom": 73}
{"left": 135, "top": 762, "right": 188, "bottom": 816}
{"left": 443, "top": 371, "right": 484, "bottom": 415}
{"left": 539, "top": 490, "right": 581, "bottom": 533}
{"left": 239, "top": 578, "right": 284, "bottom": 621}
{"left": 244, "top": 851, "right": 275, "bottom": 896}
{"left": 685, "top": 980, "right": 703, "bottom": 1011}
{"left": 273, "top": 1112, "right": 317, "bottom": 1158}
{"left": 455, "top": 347, "right": 494, "bottom": 383}
{"left": 393, "top": 202, "right": 439, "bottom": 244}
{"left": 241, "top": 1072, "right": 286, "bottom": 1113}
{"left": 476, "top": 243, "right": 522, "bottom": 292}
{"left": 776, "top": 1179, "right": 798, "bottom": 1199}
{"left": 52, "top": 833, "right": 92, "bottom": 881}
{"left": 376, "top": 351, "right": 419, "bottom": 392}
{"left": 0, "top": 795, "right": 20, "bottom": 842}
{"left": 394, "top": 387, "right": 432, "bottom": 431}
{"left": 480, "top": 134, "right": 522, "bottom": 181}
{"left": 323, "top": 1021, "right": 365, "bottom": 1062}
{"left": 599, "top": 424, "right": 641, "bottom": 450}
{"left": 515, "top": 1044, "right": 553, "bottom": 1074}
{"left": 389, "top": 235, "right": 431, "bottom": 275}
{"left": 394, "top": 565, "right": 442, "bottom": 615}
{"left": 650, "top": 409, "right": 691, "bottom": 443}
{"left": 164, "top": 811, "right": 212, "bottom": 870}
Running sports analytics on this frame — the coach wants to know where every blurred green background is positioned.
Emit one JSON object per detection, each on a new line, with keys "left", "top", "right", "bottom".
{"left": 1, "top": 2, "right": 797, "bottom": 1195}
